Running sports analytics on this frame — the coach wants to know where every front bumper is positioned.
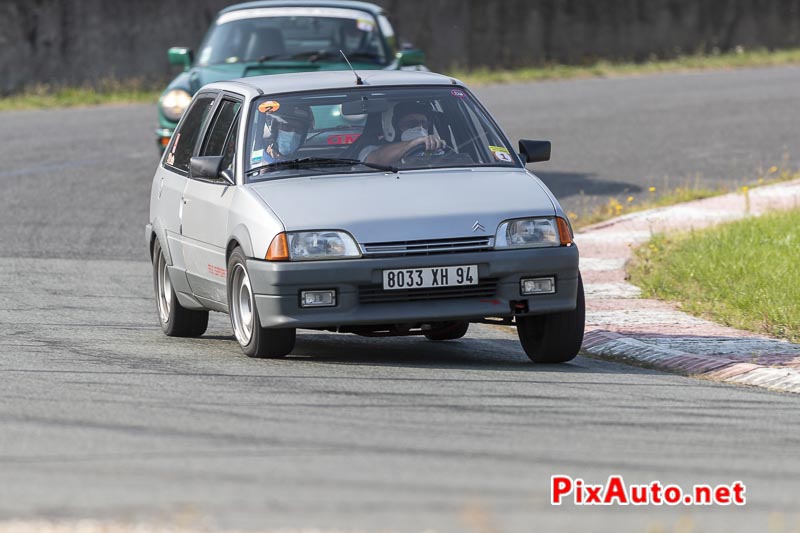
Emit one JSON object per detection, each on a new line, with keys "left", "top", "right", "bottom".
{"left": 246, "top": 247, "right": 580, "bottom": 328}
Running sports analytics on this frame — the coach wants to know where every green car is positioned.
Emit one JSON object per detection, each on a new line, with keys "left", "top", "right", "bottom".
{"left": 156, "top": 0, "right": 425, "bottom": 149}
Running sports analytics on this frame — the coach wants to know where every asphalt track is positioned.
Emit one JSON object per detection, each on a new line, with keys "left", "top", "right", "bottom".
{"left": 1, "top": 66, "right": 799, "bottom": 532}
{"left": 482, "top": 65, "right": 800, "bottom": 212}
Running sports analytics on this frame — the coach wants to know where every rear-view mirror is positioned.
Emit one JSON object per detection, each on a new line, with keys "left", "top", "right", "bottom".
{"left": 341, "top": 99, "right": 390, "bottom": 116}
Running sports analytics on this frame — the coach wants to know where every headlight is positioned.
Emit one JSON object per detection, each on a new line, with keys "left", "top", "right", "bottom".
{"left": 160, "top": 89, "right": 192, "bottom": 122}
{"left": 288, "top": 231, "right": 361, "bottom": 261}
{"left": 495, "top": 218, "right": 563, "bottom": 248}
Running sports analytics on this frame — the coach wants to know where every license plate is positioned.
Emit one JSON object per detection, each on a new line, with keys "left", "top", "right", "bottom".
{"left": 382, "top": 265, "right": 478, "bottom": 290}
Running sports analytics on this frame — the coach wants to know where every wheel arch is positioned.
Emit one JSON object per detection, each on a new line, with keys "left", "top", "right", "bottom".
{"left": 149, "top": 218, "right": 172, "bottom": 265}
{"left": 227, "top": 224, "right": 255, "bottom": 262}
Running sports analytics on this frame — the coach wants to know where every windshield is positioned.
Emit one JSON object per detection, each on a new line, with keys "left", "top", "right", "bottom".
{"left": 197, "top": 7, "right": 389, "bottom": 67}
{"left": 245, "top": 86, "right": 522, "bottom": 182}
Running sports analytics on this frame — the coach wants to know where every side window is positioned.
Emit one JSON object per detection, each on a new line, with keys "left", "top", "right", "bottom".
{"left": 221, "top": 121, "right": 238, "bottom": 172}
{"left": 201, "top": 99, "right": 242, "bottom": 157}
{"left": 165, "top": 94, "right": 216, "bottom": 173}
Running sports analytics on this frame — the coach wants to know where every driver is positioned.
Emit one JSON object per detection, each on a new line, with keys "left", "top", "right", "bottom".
{"left": 360, "top": 101, "right": 446, "bottom": 166}
{"left": 261, "top": 104, "right": 313, "bottom": 163}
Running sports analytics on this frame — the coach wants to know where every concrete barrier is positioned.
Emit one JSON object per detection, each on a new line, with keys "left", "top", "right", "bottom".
{"left": 382, "top": 0, "right": 800, "bottom": 68}
{"left": 1, "top": 0, "right": 799, "bottom": 94}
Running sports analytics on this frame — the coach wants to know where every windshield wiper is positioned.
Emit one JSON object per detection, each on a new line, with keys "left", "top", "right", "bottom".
{"left": 321, "top": 157, "right": 397, "bottom": 173}
{"left": 247, "top": 157, "right": 397, "bottom": 176}
{"left": 307, "top": 51, "right": 382, "bottom": 64}
{"left": 279, "top": 50, "right": 341, "bottom": 63}
{"left": 254, "top": 53, "right": 290, "bottom": 63}
{"left": 254, "top": 50, "right": 382, "bottom": 65}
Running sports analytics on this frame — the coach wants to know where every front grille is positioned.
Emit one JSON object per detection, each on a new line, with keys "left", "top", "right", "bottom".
{"left": 361, "top": 236, "right": 494, "bottom": 257}
{"left": 358, "top": 279, "right": 498, "bottom": 304}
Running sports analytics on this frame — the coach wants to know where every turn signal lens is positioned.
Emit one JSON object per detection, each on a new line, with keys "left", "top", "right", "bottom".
{"left": 556, "top": 217, "right": 573, "bottom": 246}
{"left": 266, "top": 233, "right": 289, "bottom": 261}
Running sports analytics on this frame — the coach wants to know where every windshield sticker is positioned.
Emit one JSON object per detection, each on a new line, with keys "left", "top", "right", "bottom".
{"left": 451, "top": 89, "right": 466, "bottom": 98}
{"left": 251, "top": 149, "right": 264, "bottom": 164}
{"left": 357, "top": 18, "right": 375, "bottom": 32}
{"left": 489, "top": 145, "right": 514, "bottom": 163}
{"left": 165, "top": 133, "right": 179, "bottom": 166}
{"left": 258, "top": 101, "right": 281, "bottom": 114}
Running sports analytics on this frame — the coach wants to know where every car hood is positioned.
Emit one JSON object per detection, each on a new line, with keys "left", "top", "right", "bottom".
{"left": 188, "top": 61, "right": 386, "bottom": 91}
{"left": 247, "top": 168, "right": 557, "bottom": 244}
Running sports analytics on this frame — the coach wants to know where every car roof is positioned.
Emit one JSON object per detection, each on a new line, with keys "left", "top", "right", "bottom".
{"left": 204, "top": 70, "right": 462, "bottom": 99}
{"left": 219, "top": 0, "right": 384, "bottom": 17}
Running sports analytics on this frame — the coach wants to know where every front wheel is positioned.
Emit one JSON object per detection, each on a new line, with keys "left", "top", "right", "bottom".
{"left": 152, "top": 239, "right": 208, "bottom": 337}
{"left": 516, "top": 275, "right": 585, "bottom": 363}
{"left": 227, "top": 247, "right": 296, "bottom": 358}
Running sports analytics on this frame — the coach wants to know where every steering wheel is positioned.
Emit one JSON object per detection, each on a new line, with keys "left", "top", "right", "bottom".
{"left": 400, "top": 143, "right": 456, "bottom": 164}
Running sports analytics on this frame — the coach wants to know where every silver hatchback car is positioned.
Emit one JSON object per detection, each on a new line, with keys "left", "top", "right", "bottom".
{"left": 147, "top": 70, "right": 584, "bottom": 362}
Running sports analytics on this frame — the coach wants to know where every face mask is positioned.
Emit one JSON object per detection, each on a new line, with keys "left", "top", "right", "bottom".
{"left": 277, "top": 130, "right": 301, "bottom": 154}
{"left": 400, "top": 126, "right": 428, "bottom": 142}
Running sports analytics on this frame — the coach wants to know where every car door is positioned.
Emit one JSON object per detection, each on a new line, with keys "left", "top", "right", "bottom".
{"left": 181, "top": 95, "right": 242, "bottom": 305}
{"left": 158, "top": 92, "right": 217, "bottom": 272}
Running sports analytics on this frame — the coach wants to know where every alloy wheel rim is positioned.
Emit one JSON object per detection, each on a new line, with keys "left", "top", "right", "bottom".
{"left": 231, "top": 263, "right": 254, "bottom": 346}
{"left": 157, "top": 253, "right": 171, "bottom": 324}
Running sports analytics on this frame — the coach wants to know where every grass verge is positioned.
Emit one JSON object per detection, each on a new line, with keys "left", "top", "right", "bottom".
{"left": 3, "top": 48, "right": 800, "bottom": 111}
{"left": 628, "top": 208, "right": 800, "bottom": 343}
{"left": 569, "top": 163, "right": 800, "bottom": 230}
{"left": 452, "top": 47, "right": 800, "bottom": 86}
{"left": 0, "top": 79, "right": 160, "bottom": 111}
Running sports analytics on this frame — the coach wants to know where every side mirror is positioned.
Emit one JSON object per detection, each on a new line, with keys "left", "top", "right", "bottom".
{"left": 220, "top": 168, "right": 235, "bottom": 186}
{"left": 168, "top": 47, "right": 193, "bottom": 70}
{"left": 396, "top": 49, "right": 425, "bottom": 68}
{"left": 518, "top": 140, "right": 551, "bottom": 163}
{"left": 189, "top": 156, "right": 228, "bottom": 183}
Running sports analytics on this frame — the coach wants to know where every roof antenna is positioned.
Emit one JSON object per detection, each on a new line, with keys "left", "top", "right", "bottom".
{"left": 340, "top": 50, "right": 364, "bottom": 85}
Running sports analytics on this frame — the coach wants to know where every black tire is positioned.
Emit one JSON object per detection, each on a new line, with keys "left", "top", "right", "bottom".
{"left": 423, "top": 321, "right": 470, "bottom": 341}
{"left": 227, "top": 247, "right": 296, "bottom": 358}
{"left": 516, "top": 274, "right": 585, "bottom": 363}
{"left": 152, "top": 239, "right": 208, "bottom": 337}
